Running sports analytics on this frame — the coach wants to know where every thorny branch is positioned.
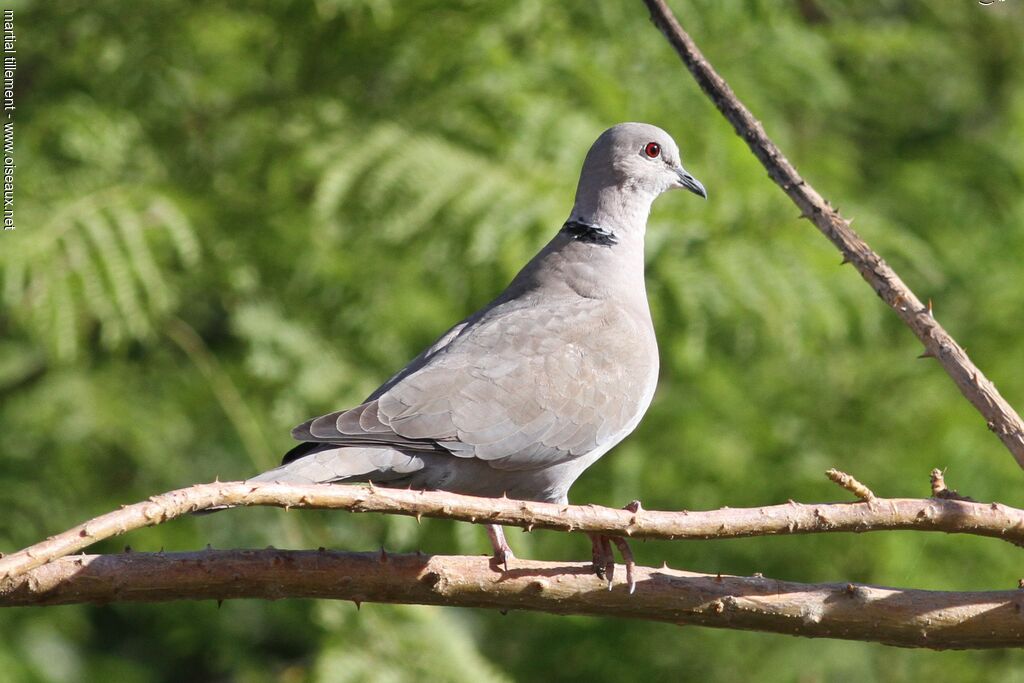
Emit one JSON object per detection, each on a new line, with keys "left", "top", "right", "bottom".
{"left": 3, "top": 476, "right": 1024, "bottom": 588}
{"left": 641, "top": 0, "right": 1024, "bottom": 469}
{"left": 5, "top": 550, "right": 1024, "bottom": 650}
{"left": 0, "top": 471, "right": 1022, "bottom": 650}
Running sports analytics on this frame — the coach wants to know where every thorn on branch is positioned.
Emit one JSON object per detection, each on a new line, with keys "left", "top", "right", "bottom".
{"left": 930, "top": 469, "right": 975, "bottom": 502}
{"left": 826, "top": 469, "right": 876, "bottom": 502}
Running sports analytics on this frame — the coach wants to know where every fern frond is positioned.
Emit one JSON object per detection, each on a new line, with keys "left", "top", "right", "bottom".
{"left": 0, "top": 189, "right": 200, "bottom": 360}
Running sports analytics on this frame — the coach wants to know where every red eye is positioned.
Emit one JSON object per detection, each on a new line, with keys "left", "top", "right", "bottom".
{"left": 644, "top": 142, "right": 661, "bottom": 158}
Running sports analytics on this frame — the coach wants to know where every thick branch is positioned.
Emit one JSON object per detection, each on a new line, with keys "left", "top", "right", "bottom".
{"left": 4, "top": 481, "right": 1024, "bottom": 588}
{"left": 641, "top": 0, "right": 1024, "bottom": 468}
{"left": 4, "top": 549, "right": 1023, "bottom": 649}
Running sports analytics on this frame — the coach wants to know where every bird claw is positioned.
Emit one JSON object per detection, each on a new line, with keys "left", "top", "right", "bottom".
{"left": 589, "top": 533, "right": 636, "bottom": 594}
{"left": 492, "top": 546, "right": 515, "bottom": 572}
{"left": 587, "top": 500, "right": 642, "bottom": 592}
{"left": 590, "top": 533, "right": 615, "bottom": 588}
{"left": 623, "top": 499, "right": 643, "bottom": 514}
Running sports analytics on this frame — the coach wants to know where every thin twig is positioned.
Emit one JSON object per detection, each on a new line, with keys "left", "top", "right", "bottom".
{"left": 4, "top": 481, "right": 1024, "bottom": 588}
{"left": 930, "top": 468, "right": 976, "bottom": 502}
{"left": 826, "top": 469, "right": 876, "bottom": 502}
{"left": 4, "top": 550, "right": 1023, "bottom": 649}
{"left": 641, "top": 0, "right": 1024, "bottom": 469}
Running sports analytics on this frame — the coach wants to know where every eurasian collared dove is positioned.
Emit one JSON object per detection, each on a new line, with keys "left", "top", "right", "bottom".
{"left": 249, "top": 122, "right": 706, "bottom": 592}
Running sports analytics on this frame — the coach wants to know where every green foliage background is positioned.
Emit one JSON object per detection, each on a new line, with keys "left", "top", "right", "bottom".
{"left": 3, "top": 0, "right": 1024, "bottom": 680}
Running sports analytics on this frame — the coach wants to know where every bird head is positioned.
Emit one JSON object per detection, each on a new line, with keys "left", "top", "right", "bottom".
{"left": 570, "top": 123, "right": 705, "bottom": 237}
{"left": 582, "top": 122, "right": 706, "bottom": 200}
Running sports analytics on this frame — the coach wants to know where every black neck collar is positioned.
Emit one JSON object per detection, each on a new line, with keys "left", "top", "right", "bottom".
{"left": 561, "top": 220, "right": 618, "bottom": 247}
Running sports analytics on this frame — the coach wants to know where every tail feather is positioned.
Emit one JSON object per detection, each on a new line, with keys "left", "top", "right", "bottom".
{"left": 248, "top": 445, "right": 426, "bottom": 485}
{"left": 195, "top": 446, "right": 429, "bottom": 516}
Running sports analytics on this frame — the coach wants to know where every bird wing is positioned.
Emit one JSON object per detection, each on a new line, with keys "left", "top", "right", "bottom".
{"left": 291, "top": 297, "right": 657, "bottom": 471}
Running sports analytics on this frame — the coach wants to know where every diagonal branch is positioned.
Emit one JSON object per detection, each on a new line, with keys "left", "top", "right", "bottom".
{"left": 4, "top": 549, "right": 1024, "bottom": 650}
{"left": 3, "top": 478, "right": 1024, "bottom": 589}
{"left": 641, "top": 0, "right": 1024, "bottom": 469}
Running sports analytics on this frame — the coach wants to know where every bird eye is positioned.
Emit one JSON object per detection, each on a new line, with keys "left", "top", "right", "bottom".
{"left": 643, "top": 142, "right": 661, "bottom": 158}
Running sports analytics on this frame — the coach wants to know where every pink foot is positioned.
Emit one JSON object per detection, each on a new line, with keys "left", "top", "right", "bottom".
{"left": 486, "top": 524, "right": 515, "bottom": 571}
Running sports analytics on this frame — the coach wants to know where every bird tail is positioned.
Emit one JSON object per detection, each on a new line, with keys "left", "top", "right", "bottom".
{"left": 194, "top": 456, "right": 323, "bottom": 516}
{"left": 195, "top": 445, "right": 428, "bottom": 516}
{"left": 248, "top": 444, "right": 426, "bottom": 486}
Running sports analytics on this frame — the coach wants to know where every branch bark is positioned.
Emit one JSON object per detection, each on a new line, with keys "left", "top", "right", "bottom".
{"left": 641, "top": 0, "right": 1024, "bottom": 469}
{"left": 4, "top": 480, "right": 1024, "bottom": 588}
{"left": 5, "top": 549, "right": 1024, "bottom": 650}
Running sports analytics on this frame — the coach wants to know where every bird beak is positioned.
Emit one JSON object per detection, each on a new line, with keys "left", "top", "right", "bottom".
{"left": 675, "top": 167, "right": 707, "bottom": 199}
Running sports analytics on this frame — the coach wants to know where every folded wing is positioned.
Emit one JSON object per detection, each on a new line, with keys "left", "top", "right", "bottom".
{"left": 291, "top": 298, "right": 656, "bottom": 472}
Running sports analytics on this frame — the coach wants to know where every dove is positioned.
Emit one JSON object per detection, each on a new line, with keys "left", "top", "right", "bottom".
{"left": 248, "top": 122, "right": 706, "bottom": 592}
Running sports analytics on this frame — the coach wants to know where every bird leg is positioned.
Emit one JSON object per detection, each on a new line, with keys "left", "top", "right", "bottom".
{"left": 486, "top": 524, "right": 515, "bottom": 571}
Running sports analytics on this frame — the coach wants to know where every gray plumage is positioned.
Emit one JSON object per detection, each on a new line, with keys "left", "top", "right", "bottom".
{"left": 249, "top": 122, "right": 705, "bottom": 587}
